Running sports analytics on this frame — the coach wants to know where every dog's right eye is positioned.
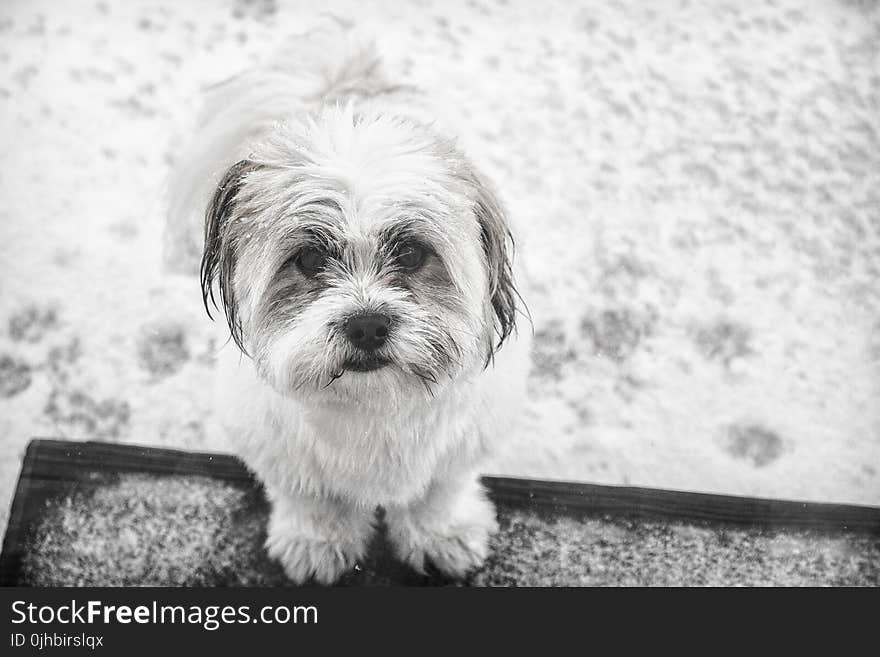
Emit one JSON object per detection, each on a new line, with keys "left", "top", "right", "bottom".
{"left": 295, "top": 246, "right": 328, "bottom": 276}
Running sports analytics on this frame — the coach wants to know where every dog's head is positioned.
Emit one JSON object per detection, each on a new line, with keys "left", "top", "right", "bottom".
{"left": 201, "top": 107, "right": 519, "bottom": 401}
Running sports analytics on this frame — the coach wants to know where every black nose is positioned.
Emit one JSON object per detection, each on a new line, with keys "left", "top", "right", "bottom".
{"left": 344, "top": 313, "right": 390, "bottom": 352}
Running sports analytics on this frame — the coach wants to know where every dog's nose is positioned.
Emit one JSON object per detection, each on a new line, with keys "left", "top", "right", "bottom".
{"left": 344, "top": 313, "right": 390, "bottom": 352}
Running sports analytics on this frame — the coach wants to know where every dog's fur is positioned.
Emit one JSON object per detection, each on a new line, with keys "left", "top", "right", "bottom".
{"left": 168, "top": 20, "right": 530, "bottom": 583}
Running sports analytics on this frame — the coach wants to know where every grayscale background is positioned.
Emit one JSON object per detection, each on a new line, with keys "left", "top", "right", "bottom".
{"left": 1, "top": 0, "right": 878, "bottom": 543}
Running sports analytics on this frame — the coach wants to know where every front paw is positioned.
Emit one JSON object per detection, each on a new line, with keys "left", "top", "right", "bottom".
{"left": 265, "top": 503, "right": 370, "bottom": 585}
{"left": 387, "top": 492, "right": 499, "bottom": 579}
{"left": 266, "top": 531, "right": 359, "bottom": 585}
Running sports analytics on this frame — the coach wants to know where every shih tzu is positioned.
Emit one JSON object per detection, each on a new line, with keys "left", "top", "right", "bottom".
{"left": 167, "top": 20, "right": 530, "bottom": 584}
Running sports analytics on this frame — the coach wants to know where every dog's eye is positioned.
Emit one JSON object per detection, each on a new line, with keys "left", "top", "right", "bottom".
{"left": 295, "top": 246, "right": 328, "bottom": 276}
{"left": 394, "top": 243, "right": 427, "bottom": 271}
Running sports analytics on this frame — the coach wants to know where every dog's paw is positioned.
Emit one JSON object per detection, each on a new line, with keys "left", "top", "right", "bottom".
{"left": 395, "top": 524, "right": 495, "bottom": 578}
{"left": 266, "top": 530, "right": 361, "bottom": 585}
{"left": 265, "top": 500, "right": 371, "bottom": 585}
{"left": 387, "top": 490, "right": 499, "bottom": 579}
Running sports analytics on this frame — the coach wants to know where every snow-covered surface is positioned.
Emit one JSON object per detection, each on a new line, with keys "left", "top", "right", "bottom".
{"left": 1, "top": 0, "right": 878, "bottom": 538}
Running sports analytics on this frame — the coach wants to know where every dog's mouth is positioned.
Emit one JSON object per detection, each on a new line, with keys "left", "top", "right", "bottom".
{"left": 341, "top": 356, "right": 391, "bottom": 373}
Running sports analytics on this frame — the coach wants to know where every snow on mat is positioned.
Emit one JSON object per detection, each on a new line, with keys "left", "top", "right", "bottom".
{"left": 10, "top": 471, "right": 879, "bottom": 587}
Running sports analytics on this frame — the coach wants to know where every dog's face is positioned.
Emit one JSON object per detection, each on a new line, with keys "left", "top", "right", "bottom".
{"left": 201, "top": 107, "right": 518, "bottom": 402}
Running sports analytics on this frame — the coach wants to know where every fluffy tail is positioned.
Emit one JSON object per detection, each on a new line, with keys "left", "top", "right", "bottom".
{"left": 164, "top": 17, "right": 390, "bottom": 274}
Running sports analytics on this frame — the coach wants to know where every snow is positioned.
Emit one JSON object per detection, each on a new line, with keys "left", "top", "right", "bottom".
{"left": 0, "top": 0, "right": 878, "bottom": 538}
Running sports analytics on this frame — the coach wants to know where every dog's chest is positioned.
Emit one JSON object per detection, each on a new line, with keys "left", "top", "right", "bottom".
{"left": 293, "top": 402, "right": 477, "bottom": 503}
{"left": 215, "top": 354, "right": 496, "bottom": 505}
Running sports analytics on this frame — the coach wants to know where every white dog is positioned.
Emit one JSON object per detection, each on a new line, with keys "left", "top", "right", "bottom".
{"left": 167, "top": 20, "right": 530, "bottom": 584}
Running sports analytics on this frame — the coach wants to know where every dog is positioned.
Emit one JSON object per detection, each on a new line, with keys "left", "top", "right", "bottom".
{"left": 167, "top": 20, "right": 530, "bottom": 584}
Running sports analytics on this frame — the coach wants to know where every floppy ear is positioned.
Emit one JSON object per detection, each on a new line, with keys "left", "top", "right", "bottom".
{"left": 472, "top": 176, "right": 521, "bottom": 364}
{"left": 200, "top": 159, "right": 260, "bottom": 353}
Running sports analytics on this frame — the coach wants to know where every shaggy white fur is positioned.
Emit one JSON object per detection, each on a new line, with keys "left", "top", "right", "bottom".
{"left": 173, "top": 21, "right": 531, "bottom": 583}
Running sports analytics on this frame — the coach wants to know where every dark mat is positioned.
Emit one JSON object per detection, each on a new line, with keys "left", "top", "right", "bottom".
{"left": 1, "top": 439, "right": 878, "bottom": 586}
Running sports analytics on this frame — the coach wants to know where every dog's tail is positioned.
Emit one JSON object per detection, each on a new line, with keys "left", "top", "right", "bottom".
{"left": 164, "top": 17, "right": 391, "bottom": 274}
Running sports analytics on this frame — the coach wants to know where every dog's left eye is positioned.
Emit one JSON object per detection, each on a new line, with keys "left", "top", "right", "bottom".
{"left": 394, "top": 243, "right": 427, "bottom": 271}
{"left": 295, "top": 246, "right": 328, "bottom": 276}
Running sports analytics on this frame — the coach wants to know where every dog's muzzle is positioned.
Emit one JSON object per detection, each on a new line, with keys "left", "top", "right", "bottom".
{"left": 344, "top": 313, "right": 390, "bottom": 352}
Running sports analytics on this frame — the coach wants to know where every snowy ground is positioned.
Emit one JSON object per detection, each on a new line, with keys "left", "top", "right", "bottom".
{"left": 1, "top": 0, "right": 878, "bottom": 538}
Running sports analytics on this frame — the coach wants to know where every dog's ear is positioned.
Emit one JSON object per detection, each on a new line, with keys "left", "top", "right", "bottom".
{"left": 200, "top": 159, "right": 260, "bottom": 353}
{"left": 472, "top": 175, "right": 521, "bottom": 364}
